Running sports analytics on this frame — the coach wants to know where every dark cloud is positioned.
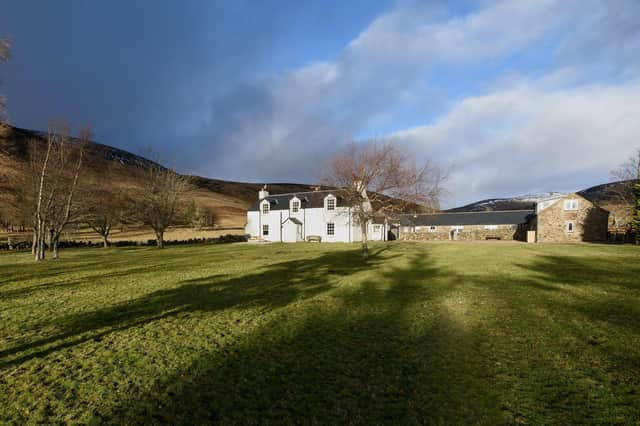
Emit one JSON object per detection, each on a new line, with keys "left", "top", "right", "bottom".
{"left": 2, "top": 0, "right": 640, "bottom": 207}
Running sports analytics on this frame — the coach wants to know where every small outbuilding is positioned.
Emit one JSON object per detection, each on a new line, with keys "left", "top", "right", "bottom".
{"left": 396, "top": 210, "right": 534, "bottom": 241}
{"left": 396, "top": 193, "right": 610, "bottom": 243}
{"left": 534, "top": 193, "right": 609, "bottom": 243}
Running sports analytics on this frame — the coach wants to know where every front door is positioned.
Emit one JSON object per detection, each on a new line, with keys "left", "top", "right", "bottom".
{"left": 296, "top": 224, "right": 303, "bottom": 242}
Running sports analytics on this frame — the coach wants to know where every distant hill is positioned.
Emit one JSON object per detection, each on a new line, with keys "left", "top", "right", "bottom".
{"left": 447, "top": 182, "right": 634, "bottom": 215}
{"left": 3, "top": 124, "right": 633, "bottom": 229}
{"left": 0, "top": 124, "right": 321, "bottom": 227}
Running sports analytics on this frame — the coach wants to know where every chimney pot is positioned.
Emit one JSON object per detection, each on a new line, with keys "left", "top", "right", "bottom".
{"left": 259, "top": 184, "right": 269, "bottom": 199}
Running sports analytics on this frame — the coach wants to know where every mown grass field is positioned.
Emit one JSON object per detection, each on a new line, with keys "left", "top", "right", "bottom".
{"left": 1, "top": 242, "right": 639, "bottom": 424}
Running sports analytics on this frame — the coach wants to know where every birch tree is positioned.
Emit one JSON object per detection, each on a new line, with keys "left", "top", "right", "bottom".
{"left": 46, "top": 128, "right": 87, "bottom": 258}
{"left": 323, "top": 139, "right": 445, "bottom": 260}
{"left": 29, "top": 123, "right": 87, "bottom": 261}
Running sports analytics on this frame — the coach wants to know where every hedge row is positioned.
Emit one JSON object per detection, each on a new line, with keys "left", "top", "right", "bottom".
{"left": 0, "top": 234, "right": 248, "bottom": 251}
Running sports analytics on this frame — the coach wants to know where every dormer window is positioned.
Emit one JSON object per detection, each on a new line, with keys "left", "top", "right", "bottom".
{"left": 326, "top": 196, "right": 336, "bottom": 211}
{"left": 290, "top": 198, "right": 300, "bottom": 213}
{"left": 563, "top": 199, "right": 579, "bottom": 211}
{"left": 261, "top": 201, "right": 270, "bottom": 215}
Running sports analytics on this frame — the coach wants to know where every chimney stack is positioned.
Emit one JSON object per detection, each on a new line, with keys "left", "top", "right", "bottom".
{"left": 258, "top": 184, "right": 269, "bottom": 200}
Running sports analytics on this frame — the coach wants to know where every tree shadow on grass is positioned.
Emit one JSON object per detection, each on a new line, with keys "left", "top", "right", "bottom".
{"left": 514, "top": 254, "right": 640, "bottom": 333}
{"left": 0, "top": 247, "right": 395, "bottom": 369}
{"left": 102, "top": 253, "right": 509, "bottom": 425}
{"left": 478, "top": 253, "right": 640, "bottom": 422}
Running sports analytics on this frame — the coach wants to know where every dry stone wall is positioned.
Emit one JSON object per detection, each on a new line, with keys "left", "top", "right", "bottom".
{"left": 400, "top": 224, "right": 522, "bottom": 241}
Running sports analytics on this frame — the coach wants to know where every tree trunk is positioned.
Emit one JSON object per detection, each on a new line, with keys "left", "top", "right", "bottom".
{"left": 48, "top": 228, "right": 54, "bottom": 252}
{"left": 155, "top": 229, "right": 164, "bottom": 248}
{"left": 35, "top": 222, "right": 46, "bottom": 261}
{"left": 102, "top": 233, "right": 109, "bottom": 248}
{"left": 361, "top": 221, "right": 369, "bottom": 261}
{"left": 52, "top": 235, "right": 59, "bottom": 259}
{"left": 31, "top": 231, "right": 37, "bottom": 256}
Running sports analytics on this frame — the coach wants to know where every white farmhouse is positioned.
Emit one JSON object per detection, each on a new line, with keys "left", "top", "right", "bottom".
{"left": 245, "top": 186, "right": 387, "bottom": 243}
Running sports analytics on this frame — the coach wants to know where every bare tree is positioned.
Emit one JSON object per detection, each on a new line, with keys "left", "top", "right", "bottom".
{"left": 0, "top": 38, "right": 8, "bottom": 61}
{"left": 610, "top": 148, "right": 640, "bottom": 227}
{"left": 186, "top": 200, "right": 218, "bottom": 231}
{"left": 0, "top": 37, "right": 10, "bottom": 121}
{"left": 29, "top": 123, "right": 87, "bottom": 261}
{"left": 323, "top": 139, "right": 446, "bottom": 259}
{"left": 134, "top": 163, "right": 191, "bottom": 248}
{"left": 79, "top": 160, "right": 130, "bottom": 248}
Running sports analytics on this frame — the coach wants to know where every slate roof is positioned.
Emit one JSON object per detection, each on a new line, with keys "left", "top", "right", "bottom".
{"left": 396, "top": 210, "right": 535, "bottom": 227}
{"left": 249, "top": 190, "right": 353, "bottom": 211}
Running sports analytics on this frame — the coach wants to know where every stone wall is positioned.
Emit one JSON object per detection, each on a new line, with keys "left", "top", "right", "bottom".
{"left": 399, "top": 224, "right": 523, "bottom": 241}
{"left": 536, "top": 194, "right": 609, "bottom": 243}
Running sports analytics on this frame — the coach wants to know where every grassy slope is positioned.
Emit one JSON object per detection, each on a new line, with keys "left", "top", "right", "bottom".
{"left": 0, "top": 125, "right": 328, "bottom": 231}
{"left": 0, "top": 242, "right": 639, "bottom": 424}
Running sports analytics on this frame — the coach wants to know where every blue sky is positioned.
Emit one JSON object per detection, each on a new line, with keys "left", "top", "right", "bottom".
{"left": 1, "top": 0, "right": 639, "bottom": 207}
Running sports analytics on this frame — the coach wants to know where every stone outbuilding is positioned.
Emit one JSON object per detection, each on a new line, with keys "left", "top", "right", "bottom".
{"left": 395, "top": 193, "right": 610, "bottom": 243}
{"left": 396, "top": 210, "right": 534, "bottom": 241}
{"left": 534, "top": 193, "right": 609, "bottom": 243}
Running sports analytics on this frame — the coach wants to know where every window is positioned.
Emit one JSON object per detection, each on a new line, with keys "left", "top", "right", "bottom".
{"left": 262, "top": 224, "right": 269, "bottom": 236}
{"left": 563, "top": 199, "right": 579, "bottom": 211}
{"left": 327, "top": 222, "right": 335, "bottom": 236}
{"left": 261, "top": 202, "right": 270, "bottom": 215}
{"left": 373, "top": 225, "right": 381, "bottom": 232}
{"left": 429, "top": 226, "right": 437, "bottom": 232}
{"left": 291, "top": 200, "right": 300, "bottom": 213}
{"left": 566, "top": 221, "right": 575, "bottom": 233}
{"left": 326, "top": 197, "right": 336, "bottom": 211}
{"left": 484, "top": 225, "right": 498, "bottom": 230}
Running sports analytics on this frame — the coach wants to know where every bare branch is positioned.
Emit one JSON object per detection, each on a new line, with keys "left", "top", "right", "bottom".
{"left": 133, "top": 162, "right": 192, "bottom": 248}
{"left": 322, "top": 138, "right": 446, "bottom": 258}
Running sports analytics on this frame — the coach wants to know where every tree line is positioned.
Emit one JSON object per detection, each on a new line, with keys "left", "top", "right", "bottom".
{"left": 13, "top": 122, "right": 214, "bottom": 261}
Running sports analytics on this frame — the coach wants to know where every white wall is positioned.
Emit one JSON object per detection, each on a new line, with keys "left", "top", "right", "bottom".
{"left": 246, "top": 205, "right": 362, "bottom": 242}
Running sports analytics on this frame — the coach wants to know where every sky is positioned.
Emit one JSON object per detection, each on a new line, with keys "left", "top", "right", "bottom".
{"left": 1, "top": 0, "right": 639, "bottom": 208}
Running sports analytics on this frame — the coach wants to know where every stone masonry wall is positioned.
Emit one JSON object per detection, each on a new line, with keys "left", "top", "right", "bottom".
{"left": 400, "top": 224, "right": 522, "bottom": 241}
{"left": 536, "top": 194, "right": 609, "bottom": 243}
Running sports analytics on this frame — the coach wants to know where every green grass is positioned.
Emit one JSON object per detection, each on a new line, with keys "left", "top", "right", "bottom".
{"left": 1, "top": 242, "right": 639, "bottom": 424}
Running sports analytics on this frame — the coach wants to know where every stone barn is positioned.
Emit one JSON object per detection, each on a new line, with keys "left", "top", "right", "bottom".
{"left": 395, "top": 193, "right": 610, "bottom": 243}
{"left": 534, "top": 193, "right": 609, "bottom": 243}
{"left": 396, "top": 210, "right": 535, "bottom": 241}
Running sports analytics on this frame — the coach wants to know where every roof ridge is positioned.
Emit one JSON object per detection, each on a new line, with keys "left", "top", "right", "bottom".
{"left": 402, "top": 209, "right": 535, "bottom": 216}
{"left": 264, "top": 189, "right": 336, "bottom": 197}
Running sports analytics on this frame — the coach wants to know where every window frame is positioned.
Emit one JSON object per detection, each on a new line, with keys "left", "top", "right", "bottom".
{"left": 325, "top": 196, "right": 336, "bottom": 211}
{"left": 261, "top": 201, "right": 270, "bottom": 215}
{"left": 327, "top": 222, "right": 335, "bottom": 236}
{"left": 262, "top": 224, "right": 269, "bottom": 236}
{"left": 563, "top": 199, "right": 579, "bottom": 211}
{"left": 290, "top": 199, "right": 300, "bottom": 213}
{"left": 428, "top": 226, "right": 437, "bottom": 232}
{"left": 566, "top": 220, "right": 575, "bottom": 233}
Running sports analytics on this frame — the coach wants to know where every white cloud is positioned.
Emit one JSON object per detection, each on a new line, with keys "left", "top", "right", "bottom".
{"left": 195, "top": 0, "right": 563, "bottom": 181}
{"left": 190, "top": 0, "right": 640, "bottom": 210}
{"left": 394, "top": 79, "right": 640, "bottom": 207}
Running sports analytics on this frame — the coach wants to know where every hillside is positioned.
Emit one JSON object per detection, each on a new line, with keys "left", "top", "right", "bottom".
{"left": 447, "top": 182, "right": 634, "bottom": 221}
{"left": 0, "top": 124, "right": 321, "bottom": 228}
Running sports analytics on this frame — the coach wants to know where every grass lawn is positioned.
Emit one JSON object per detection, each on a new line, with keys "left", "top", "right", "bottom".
{"left": 1, "top": 242, "right": 639, "bottom": 424}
